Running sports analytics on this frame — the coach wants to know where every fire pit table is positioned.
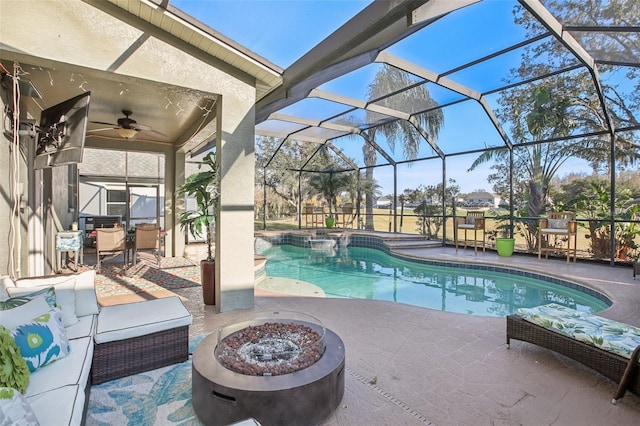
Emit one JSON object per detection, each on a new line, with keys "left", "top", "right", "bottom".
{"left": 192, "top": 311, "right": 345, "bottom": 426}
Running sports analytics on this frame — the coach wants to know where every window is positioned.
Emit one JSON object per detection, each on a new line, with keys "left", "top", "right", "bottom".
{"left": 106, "top": 189, "right": 126, "bottom": 218}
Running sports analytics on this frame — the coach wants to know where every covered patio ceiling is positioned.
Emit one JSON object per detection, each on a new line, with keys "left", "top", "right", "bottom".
{"left": 253, "top": 0, "right": 640, "bottom": 172}
{"left": 1, "top": 0, "right": 283, "bottom": 156}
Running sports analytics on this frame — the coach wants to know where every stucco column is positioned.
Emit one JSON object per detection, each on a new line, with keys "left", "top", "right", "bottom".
{"left": 216, "top": 91, "right": 255, "bottom": 312}
{"left": 171, "top": 151, "right": 185, "bottom": 260}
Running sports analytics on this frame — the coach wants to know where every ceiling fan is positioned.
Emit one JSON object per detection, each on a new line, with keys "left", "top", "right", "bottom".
{"left": 89, "top": 109, "right": 165, "bottom": 140}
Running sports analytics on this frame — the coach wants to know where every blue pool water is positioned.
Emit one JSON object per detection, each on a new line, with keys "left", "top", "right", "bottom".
{"left": 257, "top": 245, "right": 610, "bottom": 317}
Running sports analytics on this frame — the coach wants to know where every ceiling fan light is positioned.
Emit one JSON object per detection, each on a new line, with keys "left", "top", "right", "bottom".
{"left": 116, "top": 127, "right": 138, "bottom": 139}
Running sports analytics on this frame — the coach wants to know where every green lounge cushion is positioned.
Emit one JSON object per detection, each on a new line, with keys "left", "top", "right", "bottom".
{"left": 517, "top": 303, "right": 640, "bottom": 359}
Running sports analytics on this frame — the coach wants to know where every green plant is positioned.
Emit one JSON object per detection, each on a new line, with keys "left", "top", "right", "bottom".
{"left": 567, "top": 180, "right": 640, "bottom": 260}
{"left": 486, "top": 210, "right": 512, "bottom": 243}
{"left": 177, "top": 152, "right": 218, "bottom": 261}
{"left": 0, "top": 326, "right": 30, "bottom": 394}
{"left": 305, "top": 169, "right": 352, "bottom": 218}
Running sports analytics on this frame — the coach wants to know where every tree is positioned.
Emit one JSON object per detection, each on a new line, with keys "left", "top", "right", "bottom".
{"left": 470, "top": 1, "right": 640, "bottom": 251}
{"left": 256, "top": 136, "right": 321, "bottom": 219}
{"left": 403, "top": 180, "right": 459, "bottom": 238}
{"left": 361, "top": 64, "right": 444, "bottom": 229}
{"left": 560, "top": 177, "right": 639, "bottom": 260}
{"left": 304, "top": 169, "right": 353, "bottom": 218}
{"left": 470, "top": 84, "right": 582, "bottom": 249}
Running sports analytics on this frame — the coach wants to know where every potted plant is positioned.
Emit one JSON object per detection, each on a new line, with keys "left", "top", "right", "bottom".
{"left": 177, "top": 152, "right": 218, "bottom": 305}
{"left": 495, "top": 235, "right": 515, "bottom": 257}
{"left": 325, "top": 214, "right": 335, "bottom": 228}
{"left": 488, "top": 212, "right": 515, "bottom": 257}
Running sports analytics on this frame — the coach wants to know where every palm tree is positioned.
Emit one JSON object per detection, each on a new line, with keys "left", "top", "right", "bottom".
{"left": 305, "top": 169, "right": 352, "bottom": 219}
{"left": 469, "top": 85, "right": 579, "bottom": 249}
{"left": 361, "top": 64, "right": 444, "bottom": 229}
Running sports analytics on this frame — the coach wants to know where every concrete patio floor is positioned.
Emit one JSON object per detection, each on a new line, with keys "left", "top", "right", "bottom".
{"left": 176, "top": 243, "right": 640, "bottom": 425}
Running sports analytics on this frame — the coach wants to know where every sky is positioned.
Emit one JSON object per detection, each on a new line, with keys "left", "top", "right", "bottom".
{"left": 172, "top": 0, "right": 372, "bottom": 68}
{"left": 170, "top": 0, "right": 603, "bottom": 196}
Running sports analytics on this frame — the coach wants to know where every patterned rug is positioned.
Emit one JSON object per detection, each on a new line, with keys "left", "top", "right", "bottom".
{"left": 87, "top": 336, "right": 206, "bottom": 426}
{"left": 93, "top": 257, "right": 201, "bottom": 306}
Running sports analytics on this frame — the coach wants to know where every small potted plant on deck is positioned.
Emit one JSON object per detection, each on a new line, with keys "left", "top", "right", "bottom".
{"left": 488, "top": 211, "right": 515, "bottom": 257}
{"left": 177, "top": 152, "right": 218, "bottom": 305}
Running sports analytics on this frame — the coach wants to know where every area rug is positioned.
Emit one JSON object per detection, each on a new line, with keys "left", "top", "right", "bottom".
{"left": 94, "top": 257, "right": 201, "bottom": 306}
{"left": 87, "top": 336, "right": 206, "bottom": 426}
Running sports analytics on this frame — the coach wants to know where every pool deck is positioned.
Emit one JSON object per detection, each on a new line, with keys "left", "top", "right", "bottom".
{"left": 178, "top": 243, "right": 640, "bottom": 425}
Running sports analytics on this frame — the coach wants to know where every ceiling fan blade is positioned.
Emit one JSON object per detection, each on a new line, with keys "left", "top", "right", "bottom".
{"left": 130, "top": 123, "right": 152, "bottom": 131}
{"left": 87, "top": 127, "right": 117, "bottom": 133}
{"left": 90, "top": 121, "right": 119, "bottom": 126}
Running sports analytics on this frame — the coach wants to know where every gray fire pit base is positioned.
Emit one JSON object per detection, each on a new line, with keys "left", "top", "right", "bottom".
{"left": 192, "top": 327, "right": 345, "bottom": 426}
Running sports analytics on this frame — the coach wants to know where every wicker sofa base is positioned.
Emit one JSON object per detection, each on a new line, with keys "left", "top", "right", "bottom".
{"left": 506, "top": 314, "right": 640, "bottom": 403}
{"left": 91, "top": 325, "right": 189, "bottom": 385}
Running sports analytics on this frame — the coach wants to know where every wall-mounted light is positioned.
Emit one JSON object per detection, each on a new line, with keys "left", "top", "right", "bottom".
{"left": 116, "top": 128, "right": 137, "bottom": 139}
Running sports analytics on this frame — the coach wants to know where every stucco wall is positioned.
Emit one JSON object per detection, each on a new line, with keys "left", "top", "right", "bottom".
{"left": 1, "top": 0, "right": 259, "bottom": 310}
{"left": 0, "top": 98, "right": 31, "bottom": 278}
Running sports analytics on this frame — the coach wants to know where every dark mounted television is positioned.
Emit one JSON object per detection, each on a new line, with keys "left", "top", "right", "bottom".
{"left": 35, "top": 91, "right": 90, "bottom": 169}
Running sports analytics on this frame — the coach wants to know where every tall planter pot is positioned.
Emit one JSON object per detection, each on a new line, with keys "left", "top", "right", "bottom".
{"left": 200, "top": 259, "right": 216, "bottom": 305}
{"left": 496, "top": 238, "right": 515, "bottom": 257}
{"left": 325, "top": 216, "right": 335, "bottom": 228}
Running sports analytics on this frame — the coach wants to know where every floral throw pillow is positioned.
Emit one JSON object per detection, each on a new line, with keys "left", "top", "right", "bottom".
{"left": 0, "top": 326, "right": 30, "bottom": 394}
{"left": 0, "top": 297, "right": 52, "bottom": 331}
{"left": 0, "top": 287, "right": 56, "bottom": 311}
{"left": 0, "top": 386, "right": 39, "bottom": 425}
{"left": 11, "top": 308, "right": 70, "bottom": 373}
{"left": 7, "top": 279, "right": 79, "bottom": 328}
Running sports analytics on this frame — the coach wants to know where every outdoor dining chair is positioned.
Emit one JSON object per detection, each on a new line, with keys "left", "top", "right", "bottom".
{"left": 304, "top": 206, "right": 315, "bottom": 228}
{"left": 335, "top": 203, "right": 354, "bottom": 228}
{"left": 96, "top": 227, "right": 126, "bottom": 271}
{"left": 538, "top": 211, "right": 577, "bottom": 263}
{"left": 455, "top": 211, "right": 486, "bottom": 254}
{"left": 133, "top": 226, "right": 161, "bottom": 267}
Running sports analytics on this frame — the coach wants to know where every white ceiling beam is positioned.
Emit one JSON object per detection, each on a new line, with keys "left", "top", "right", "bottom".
{"left": 376, "top": 51, "right": 513, "bottom": 150}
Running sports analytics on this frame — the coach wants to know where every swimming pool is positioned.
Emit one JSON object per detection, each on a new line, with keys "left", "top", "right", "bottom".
{"left": 257, "top": 245, "right": 610, "bottom": 317}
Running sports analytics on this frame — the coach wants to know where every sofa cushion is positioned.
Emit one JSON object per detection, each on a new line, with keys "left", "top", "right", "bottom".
{"left": 64, "top": 315, "right": 95, "bottom": 341}
{"left": 26, "top": 384, "right": 84, "bottom": 426}
{"left": 547, "top": 218, "right": 569, "bottom": 229}
{"left": 12, "top": 308, "right": 70, "bottom": 373}
{"left": 0, "top": 326, "right": 30, "bottom": 394}
{"left": 70, "top": 270, "right": 99, "bottom": 317}
{"left": 95, "top": 297, "right": 192, "bottom": 344}
{"left": 16, "top": 271, "right": 99, "bottom": 318}
{"left": 0, "top": 297, "right": 51, "bottom": 330}
{"left": 0, "top": 276, "right": 15, "bottom": 301}
{"left": 0, "top": 386, "right": 39, "bottom": 425}
{"left": 8, "top": 278, "right": 79, "bottom": 328}
{"left": 26, "top": 336, "right": 92, "bottom": 396}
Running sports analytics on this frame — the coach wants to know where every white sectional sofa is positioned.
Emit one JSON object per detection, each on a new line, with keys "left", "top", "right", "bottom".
{"left": 0, "top": 270, "right": 192, "bottom": 425}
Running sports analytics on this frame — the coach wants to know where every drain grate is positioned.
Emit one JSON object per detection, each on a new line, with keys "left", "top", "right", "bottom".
{"left": 346, "top": 367, "right": 433, "bottom": 424}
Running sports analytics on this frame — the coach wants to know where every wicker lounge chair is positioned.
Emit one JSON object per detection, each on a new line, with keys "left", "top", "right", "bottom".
{"left": 507, "top": 314, "right": 640, "bottom": 404}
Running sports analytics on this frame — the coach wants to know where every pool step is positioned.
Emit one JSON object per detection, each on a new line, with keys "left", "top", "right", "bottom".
{"left": 383, "top": 238, "right": 441, "bottom": 250}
